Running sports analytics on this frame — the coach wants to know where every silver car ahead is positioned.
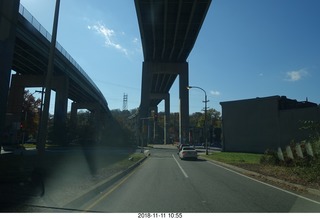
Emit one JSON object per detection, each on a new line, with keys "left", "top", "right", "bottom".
{"left": 179, "top": 147, "right": 197, "bottom": 160}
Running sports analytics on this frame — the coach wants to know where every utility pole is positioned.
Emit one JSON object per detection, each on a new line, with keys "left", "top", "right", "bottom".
{"left": 37, "top": 0, "right": 60, "bottom": 154}
{"left": 187, "top": 86, "right": 209, "bottom": 155}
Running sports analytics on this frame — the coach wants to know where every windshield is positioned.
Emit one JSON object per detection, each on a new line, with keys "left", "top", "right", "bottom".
{"left": 1, "top": 0, "right": 320, "bottom": 216}
{"left": 181, "top": 147, "right": 195, "bottom": 151}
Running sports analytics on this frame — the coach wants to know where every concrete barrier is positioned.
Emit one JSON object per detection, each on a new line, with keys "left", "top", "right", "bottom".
{"left": 144, "top": 150, "right": 151, "bottom": 156}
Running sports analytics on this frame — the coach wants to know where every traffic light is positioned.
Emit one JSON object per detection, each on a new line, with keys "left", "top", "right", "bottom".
{"left": 154, "top": 113, "right": 158, "bottom": 121}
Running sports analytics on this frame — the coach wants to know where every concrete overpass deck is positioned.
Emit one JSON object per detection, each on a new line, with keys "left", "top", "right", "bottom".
{"left": 1, "top": 1, "right": 111, "bottom": 147}
{"left": 135, "top": 0, "right": 212, "bottom": 143}
{"left": 14, "top": 4, "right": 108, "bottom": 110}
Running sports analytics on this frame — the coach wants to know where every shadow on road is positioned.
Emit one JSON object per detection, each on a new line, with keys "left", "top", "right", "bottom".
{"left": 0, "top": 146, "right": 137, "bottom": 212}
{"left": 179, "top": 158, "right": 206, "bottom": 162}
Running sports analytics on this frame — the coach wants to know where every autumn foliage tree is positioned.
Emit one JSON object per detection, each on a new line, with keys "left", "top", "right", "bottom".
{"left": 21, "top": 90, "right": 42, "bottom": 140}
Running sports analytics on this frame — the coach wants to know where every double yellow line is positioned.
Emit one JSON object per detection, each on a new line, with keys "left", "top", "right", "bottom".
{"left": 83, "top": 159, "right": 147, "bottom": 212}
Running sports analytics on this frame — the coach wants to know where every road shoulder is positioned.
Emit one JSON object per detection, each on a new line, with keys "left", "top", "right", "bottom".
{"left": 199, "top": 155, "right": 320, "bottom": 200}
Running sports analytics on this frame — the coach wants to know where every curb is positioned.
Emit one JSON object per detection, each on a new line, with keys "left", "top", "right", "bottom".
{"left": 199, "top": 156, "right": 320, "bottom": 197}
{"left": 63, "top": 155, "right": 148, "bottom": 209}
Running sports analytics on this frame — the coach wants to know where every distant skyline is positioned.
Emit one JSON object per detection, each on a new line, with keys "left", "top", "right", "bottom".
{"left": 20, "top": 0, "right": 320, "bottom": 114}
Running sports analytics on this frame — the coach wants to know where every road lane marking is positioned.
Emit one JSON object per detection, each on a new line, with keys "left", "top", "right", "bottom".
{"left": 172, "top": 154, "right": 188, "bottom": 178}
{"left": 206, "top": 160, "right": 320, "bottom": 205}
{"left": 84, "top": 158, "right": 148, "bottom": 211}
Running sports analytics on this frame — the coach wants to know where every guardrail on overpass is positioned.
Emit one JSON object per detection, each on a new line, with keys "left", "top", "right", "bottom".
{"left": 18, "top": 4, "right": 104, "bottom": 100}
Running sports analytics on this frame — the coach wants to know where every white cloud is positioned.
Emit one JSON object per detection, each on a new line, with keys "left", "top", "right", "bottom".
{"left": 88, "top": 22, "right": 128, "bottom": 56}
{"left": 133, "top": 37, "right": 139, "bottom": 44}
{"left": 210, "top": 90, "right": 221, "bottom": 96}
{"left": 285, "top": 69, "right": 308, "bottom": 82}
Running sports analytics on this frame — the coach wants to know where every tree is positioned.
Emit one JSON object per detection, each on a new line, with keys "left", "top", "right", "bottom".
{"left": 167, "top": 112, "right": 179, "bottom": 143}
{"left": 188, "top": 108, "right": 222, "bottom": 145}
{"left": 109, "top": 109, "right": 136, "bottom": 146}
{"left": 21, "top": 90, "right": 41, "bottom": 140}
{"left": 189, "top": 112, "right": 203, "bottom": 128}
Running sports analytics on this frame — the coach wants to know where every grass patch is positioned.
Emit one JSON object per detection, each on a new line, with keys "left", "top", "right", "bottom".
{"left": 21, "top": 144, "right": 36, "bottom": 149}
{"left": 113, "top": 153, "right": 146, "bottom": 169}
{"left": 202, "top": 152, "right": 263, "bottom": 164}
{"left": 14, "top": 143, "right": 59, "bottom": 149}
{"left": 202, "top": 152, "right": 320, "bottom": 187}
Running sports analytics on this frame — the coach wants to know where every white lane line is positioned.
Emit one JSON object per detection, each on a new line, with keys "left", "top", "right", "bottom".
{"left": 172, "top": 154, "right": 188, "bottom": 178}
{"left": 206, "top": 160, "right": 320, "bottom": 205}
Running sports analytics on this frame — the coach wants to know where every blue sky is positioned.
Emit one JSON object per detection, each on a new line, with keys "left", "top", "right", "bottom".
{"left": 19, "top": 0, "right": 320, "bottom": 114}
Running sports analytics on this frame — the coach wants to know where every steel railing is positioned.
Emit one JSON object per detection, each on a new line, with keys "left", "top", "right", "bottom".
{"left": 18, "top": 4, "right": 108, "bottom": 107}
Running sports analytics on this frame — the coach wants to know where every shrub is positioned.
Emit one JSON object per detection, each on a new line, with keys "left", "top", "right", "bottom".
{"left": 260, "top": 149, "right": 279, "bottom": 165}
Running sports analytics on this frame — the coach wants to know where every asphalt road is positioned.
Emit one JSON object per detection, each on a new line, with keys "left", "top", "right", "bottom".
{"left": 80, "top": 147, "right": 320, "bottom": 213}
{"left": 0, "top": 146, "right": 139, "bottom": 212}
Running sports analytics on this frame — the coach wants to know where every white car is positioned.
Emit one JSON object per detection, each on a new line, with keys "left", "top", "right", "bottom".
{"left": 178, "top": 143, "right": 190, "bottom": 152}
{"left": 179, "top": 147, "right": 197, "bottom": 160}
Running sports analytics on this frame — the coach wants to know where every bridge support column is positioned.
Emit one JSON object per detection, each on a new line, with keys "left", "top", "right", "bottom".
{"left": 70, "top": 102, "right": 83, "bottom": 143}
{"left": 6, "top": 74, "right": 25, "bottom": 144}
{"left": 53, "top": 76, "right": 69, "bottom": 146}
{"left": 149, "top": 106, "right": 158, "bottom": 144}
{"left": 91, "top": 107, "right": 103, "bottom": 144}
{"left": 149, "top": 93, "right": 170, "bottom": 144}
{"left": 179, "top": 64, "right": 189, "bottom": 144}
{"left": 7, "top": 74, "right": 25, "bottom": 123}
{"left": 70, "top": 102, "right": 103, "bottom": 145}
{"left": 0, "top": 0, "right": 20, "bottom": 146}
{"left": 70, "top": 102, "right": 78, "bottom": 131}
{"left": 139, "top": 61, "right": 189, "bottom": 145}
{"left": 139, "top": 62, "right": 153, "bottom": 147}
{"left": 7, "top": 74, "right": 45, "bottom": 123}
{"left": 164, "top": 93, "right": 170, "bottom": 144}
{"left": 6, "top": 74, "right": 46, "bottom": 145}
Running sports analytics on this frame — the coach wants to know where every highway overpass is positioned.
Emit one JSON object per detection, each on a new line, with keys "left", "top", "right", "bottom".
{"left": 0, "top": 0, "right": 111, "bottom": 147}
{"left": 135, "top": 0, "right": 212, "bottom": 144}
{"left": 1, "top": 0, "right": 212, "bottom": 148}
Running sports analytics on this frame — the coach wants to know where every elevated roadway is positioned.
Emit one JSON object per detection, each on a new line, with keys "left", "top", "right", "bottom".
{"left": 135, "top": 0, "right": 212, "bottom": 144}
{"left": 13, "top": 5, "right": 109, "bottom": 110}
{"left": 0, "top": 1, "right": 110, "bottom": 146}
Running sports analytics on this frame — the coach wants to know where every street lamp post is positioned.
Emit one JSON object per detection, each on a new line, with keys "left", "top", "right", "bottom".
{"left": 187, "top": 86, "right": 209, "bottom": 155}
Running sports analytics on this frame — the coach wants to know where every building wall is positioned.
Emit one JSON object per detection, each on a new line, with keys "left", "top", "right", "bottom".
{"left": 279, "top": 107, "right": 320, "bottom": 147}
{"left": 221, "top": 96, "right": 320, "bottom": 154}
